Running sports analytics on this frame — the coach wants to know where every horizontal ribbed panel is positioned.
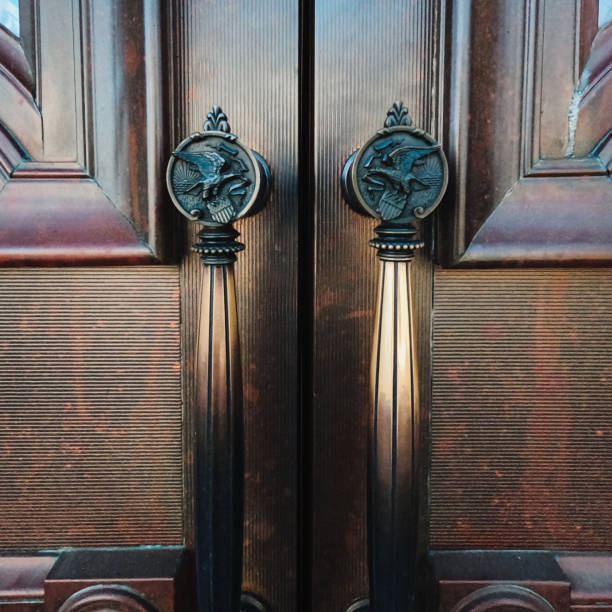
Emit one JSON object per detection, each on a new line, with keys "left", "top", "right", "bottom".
{"left": 0, "top": 268, "right": 183, "bottom": 549}
{"left": 431, "top": 269, "right": 612, "bottom": 549}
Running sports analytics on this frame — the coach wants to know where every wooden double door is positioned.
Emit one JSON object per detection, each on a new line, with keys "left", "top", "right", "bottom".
{"left": 1, "top": 0, "right": 612, "bottom": 611}
{"left": 174, "top": 1, "right": 612, "bottom": 609}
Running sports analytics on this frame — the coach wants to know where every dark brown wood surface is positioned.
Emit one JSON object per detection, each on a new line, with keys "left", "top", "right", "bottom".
{"left": 1, "top": 1, "right": 611, "bottom": 609}
{"left": 431, "top": 268, "right": 612, "bottom": 550}
{"left": 311, "top": 2, "right": 438, "bottom": 609}
{"left": 0, "top": 268, "right": 183, "bottom": 548}
{"left": 170, "top": 1, "right": 300, "bottom": 610}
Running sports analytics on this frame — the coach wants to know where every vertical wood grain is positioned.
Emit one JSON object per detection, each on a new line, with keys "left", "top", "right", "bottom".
{"left": 171, "top": 2, "right": 299, "bottom": 610}
{"left": 312, "top": 2, "right": 438, "bottom": 609}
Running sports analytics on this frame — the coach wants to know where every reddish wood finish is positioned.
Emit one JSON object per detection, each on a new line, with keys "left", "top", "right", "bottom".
{"left": 44, "top": 548, "right": 193, "bottom": 612}
{"left": 430, "top": 552, "right": 612, "bottom": 612}
{"left": 557, "top": 555, "right": 612, "bottom": 610}
{"left": 440, "top": 0, "right": 612, "bottom": 266}
{"left": 0, "top": 27, "right": 33, "bottom": 91}
{"left": 0, "top": 180, "right": 154, "bottom": 265}
{"left": 431, "top": 268, "right": 612, "bottom": 551}
{"left": 573, "top": 23, "right": 612, "bottom": 156}
{"left": 0, "top": 0, "right": 171, "bottom": 265}
{"left": 0, "top": 268, "right": 183, "bottom": 549}
{"left": 0, "top": 556, "right": 56, "bottom": 610}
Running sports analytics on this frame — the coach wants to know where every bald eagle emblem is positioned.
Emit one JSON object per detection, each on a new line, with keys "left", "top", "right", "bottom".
{"left": 172, "top": 146, "right": 251, "bottom": 224}
{"left": 360, "top": 141, "right": 443, "bottom": 221}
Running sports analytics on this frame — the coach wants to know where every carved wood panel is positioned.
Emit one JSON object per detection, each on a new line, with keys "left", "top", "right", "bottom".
{"left": 0, "top": 0, "right": 171, "bottom": 265}
{"left": 440, "top": 0, "right": 612, "bottom": 266}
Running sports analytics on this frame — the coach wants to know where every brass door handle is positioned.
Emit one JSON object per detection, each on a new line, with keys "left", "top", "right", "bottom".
{"left": 342, "top": 102, "right": 448, "bottom": 612}
{"left": 167, "top": 107, "right": 271, "bottom": 612}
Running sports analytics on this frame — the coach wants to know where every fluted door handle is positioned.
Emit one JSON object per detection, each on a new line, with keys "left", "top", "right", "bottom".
{"left": 342, "top": 102, "right": 448, "bottom": 612}
{"left": 167, "top": 107, "right": 270, "bottom": 612}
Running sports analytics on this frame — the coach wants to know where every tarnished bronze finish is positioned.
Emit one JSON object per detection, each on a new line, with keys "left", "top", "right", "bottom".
{"left": 342, "top": 103, "right": 447, "bottom": 612}
{"left": 239, "top": 592, "right": 268, "bottom": 612}
{"left": 167, "top": 106, "right": 270, "bottom": 231}
{"left": 167, "top": 108, "right": 270, "bottom": 612}
{"left": 342, "top": 102, "right": 447, "bottom": 225}
{"left": 345, "top": 599, "right": 370, "bottom": 612}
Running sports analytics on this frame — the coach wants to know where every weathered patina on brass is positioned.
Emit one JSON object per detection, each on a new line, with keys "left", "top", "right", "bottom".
{"left": 167, "top": 106, "right": 270, "bottom": 227}
{"left": 342, "top": 101, "right": 447, "bottom": 229}
{"left": 342, "top": 102, "right": 447, "bottom": 612}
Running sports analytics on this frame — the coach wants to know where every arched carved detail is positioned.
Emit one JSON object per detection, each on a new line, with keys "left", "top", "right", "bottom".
{"left": 450, "top": 585, "right": 556, "bottom": 612}
{"left": 0, "top": 0, "right": 170, "bottom": 265}
{"left": 0, "top": 27, "right": 41, "bottom": 160}
{"left": 568, "top": 21, "right": 612, "bottom": 157}
{"left": 57, "top": 584, "right": 158, "bottom": 612}
{"left": 441, "top": 0, "right": 612, "bottom": 266}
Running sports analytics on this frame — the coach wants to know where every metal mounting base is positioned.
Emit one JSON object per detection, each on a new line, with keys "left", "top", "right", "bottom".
{"left": 345, "top": 599, "right": 370, "bottom": 612}
{"left": 241, "top": 592, "right": 268, "bottom": 612}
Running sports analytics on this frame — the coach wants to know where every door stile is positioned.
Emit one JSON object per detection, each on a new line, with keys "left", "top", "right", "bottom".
{"left": 297, "top": 1, "right": 316, "bottom": 611}
{"left": 311, "top": 2, "right": 439, "bottom": 610}
{"left": 171, "top": 1, "right": 300, "bottom": 610}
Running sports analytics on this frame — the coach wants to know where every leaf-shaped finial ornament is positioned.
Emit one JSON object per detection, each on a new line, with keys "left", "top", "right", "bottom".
{"left": 203, "top": 106, "right": 231, "bottom": 133}
{"left": 384, "top": 101, "right": 412, "bottom": 127}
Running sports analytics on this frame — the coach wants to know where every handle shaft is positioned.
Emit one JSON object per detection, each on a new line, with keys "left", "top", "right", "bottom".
{"left": 195, "top": 262, "right": 244, "bottom": 612}
{"left": 168, "top": 107, "right": 271, "bottom": 612}
{"left": 341, "top": 102, "right": 447, "bottom": 612}
{"left": 369, "top": 258, "right": 420, "bottom": 611}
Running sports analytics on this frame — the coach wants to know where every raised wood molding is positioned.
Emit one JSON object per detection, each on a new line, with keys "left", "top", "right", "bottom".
{"left": 0, "top": 548, "right": 192, "bottom": 611}
{"left": 440, "top": 0, "right": 612, "bottom": 266}
{"left": 0, "top": 555, "right": 56, "bottom": 609}
{"left": 0, "top": 0, "right": 171, "bottom": 265}
{"left": 429, "top": 551, "right": 612, "bottom": 611}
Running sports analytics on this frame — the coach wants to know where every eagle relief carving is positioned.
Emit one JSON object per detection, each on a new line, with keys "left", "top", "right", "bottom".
{"left": 166, "top": 107, "right": 260, "bottom": 225}
{"left": 360, "top": 140, "right": 444, "bottom": 221}
{"left": 345, "top": 102, "right": 448, "bottom": 224}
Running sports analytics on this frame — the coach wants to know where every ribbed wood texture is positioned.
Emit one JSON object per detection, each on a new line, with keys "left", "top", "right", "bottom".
{"left": 0, "top": 268, "right": 182, "bottom": 549}
{"left": 431, "top": 268, "right": 612, "bottom": 549}
{"left": 313, "top": 2, "right": 438, "bottom": 609}
{"left": 171, "top": 2, "right": 299, "bottom": 610}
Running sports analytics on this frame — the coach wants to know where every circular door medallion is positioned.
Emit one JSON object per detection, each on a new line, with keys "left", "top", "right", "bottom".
{"left": 167, "top": 130, "right": 261, "bottom": 225}
{"left": 347, "top": 125, "right": 448, "bottom": 223}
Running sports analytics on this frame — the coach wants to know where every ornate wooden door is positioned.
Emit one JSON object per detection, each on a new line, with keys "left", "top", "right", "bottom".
{"left": 0, "top": 1, "right": 611, "bottom": 611}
